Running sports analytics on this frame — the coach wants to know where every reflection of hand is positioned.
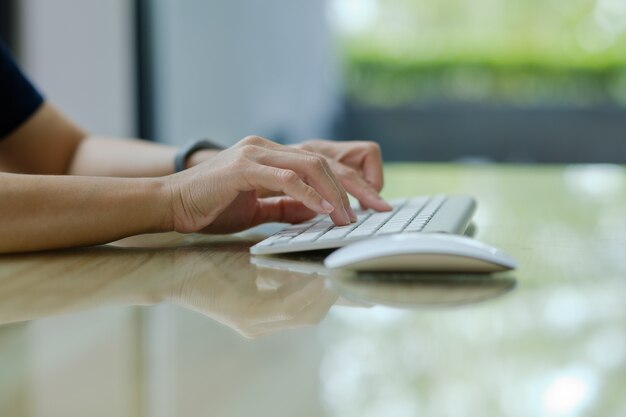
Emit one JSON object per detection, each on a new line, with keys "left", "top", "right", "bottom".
{"left": 294, "top": 139, "right": 393, "bottom": 211}
{"left": 166, "top": 136, "right": 356, "bottom": 235}
{"left": 169, "top": 249, "right": 338, "bottom": 338}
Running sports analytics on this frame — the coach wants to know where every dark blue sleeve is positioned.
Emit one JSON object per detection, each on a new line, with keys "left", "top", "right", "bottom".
{"left": 0, "top": 41, "right": 44, "bottom": 139}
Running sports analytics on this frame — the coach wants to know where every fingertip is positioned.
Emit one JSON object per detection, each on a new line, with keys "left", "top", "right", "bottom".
{"left": 362, "top": 198, "right": 393, "bottom": 212}
{"left": 379, "top": 199, "right": 393, "bottom": 211}
{"left": 331, "top": 210, "right": 351, "bottom": 226}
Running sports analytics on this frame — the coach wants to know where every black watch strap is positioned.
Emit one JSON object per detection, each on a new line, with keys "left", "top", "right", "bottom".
{"left": 174, "top": 139, "right": 223, "bottom": 172}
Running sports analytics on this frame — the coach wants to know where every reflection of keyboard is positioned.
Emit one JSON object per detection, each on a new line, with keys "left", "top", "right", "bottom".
{"left": 250, "top": 195, "right": 476, "bottom": 255}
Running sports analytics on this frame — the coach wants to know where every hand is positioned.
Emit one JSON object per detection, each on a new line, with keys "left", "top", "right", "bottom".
{"left": 294, "top": 139, "right": 392, "bottom": 211}
{"left": 165, "top": 136, "right": 357, "bottom": 234}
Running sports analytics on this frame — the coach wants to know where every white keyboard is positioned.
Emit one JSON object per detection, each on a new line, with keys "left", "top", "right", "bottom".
{"left": 250, "top": 195, "right": 476, "bottom": 255}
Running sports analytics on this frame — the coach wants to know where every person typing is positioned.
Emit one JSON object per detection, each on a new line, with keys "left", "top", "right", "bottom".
{"left": 0, "top": 41, "right": 392, "bottom": 254}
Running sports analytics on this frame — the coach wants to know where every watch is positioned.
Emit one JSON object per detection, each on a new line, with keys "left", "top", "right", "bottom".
{"left": 174, "top": 138, "right": 223, "bottom": 172}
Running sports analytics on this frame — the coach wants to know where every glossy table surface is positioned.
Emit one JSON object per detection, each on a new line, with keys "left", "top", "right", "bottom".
{"left": 1, "top": 164, "right": 625, "bottom": 417}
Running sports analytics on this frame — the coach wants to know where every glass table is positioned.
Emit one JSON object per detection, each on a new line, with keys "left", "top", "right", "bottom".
{"left": 1, "top": 163, "right": 624, "bottom": 417}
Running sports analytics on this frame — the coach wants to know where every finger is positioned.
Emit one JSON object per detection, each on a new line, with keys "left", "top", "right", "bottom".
{"left": 361, "top": 143, "right": 385, "bottom": 191}
{"left": 340, "top": 170, "right": 393, "bottom": 212}
{"left": 250, "top": 197, "right": 317, "bottom": 226}
{"left": 245, "top": 165, "right": 349, "bottom": 225}
{"left": 238, "top": 138, "right": 355, "bottom": 221}
{"left": 249, "top": 147, "right": 353, "bottom": 224}
{"left": 245, "top": 136, "right": 381, "bottom": 194}
{"left": 317, "top": 156, "right": 357, "bottom": 222}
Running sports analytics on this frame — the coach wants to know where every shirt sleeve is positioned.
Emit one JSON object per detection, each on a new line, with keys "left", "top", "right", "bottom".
{"left": 0, "top": 41, "right": 44, "bottom": 139}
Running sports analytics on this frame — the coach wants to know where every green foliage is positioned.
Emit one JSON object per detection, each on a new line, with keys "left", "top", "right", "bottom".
{"left": 337, "top": 0, "right": 626, "bottom": 105}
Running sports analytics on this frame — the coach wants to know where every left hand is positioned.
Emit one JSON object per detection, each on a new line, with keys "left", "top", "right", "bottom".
{"left": 293, "top": 139, "right": 392, "bottom": 211}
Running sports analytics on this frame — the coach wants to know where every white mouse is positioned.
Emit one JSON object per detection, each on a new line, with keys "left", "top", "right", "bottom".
{"left": 323, "top": 233, "right": 518, "bottom": 272}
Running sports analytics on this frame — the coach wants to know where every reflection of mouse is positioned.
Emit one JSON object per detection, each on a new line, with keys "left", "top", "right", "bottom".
{"left": 323, "top": 233, "right": 518, "bottom": 273}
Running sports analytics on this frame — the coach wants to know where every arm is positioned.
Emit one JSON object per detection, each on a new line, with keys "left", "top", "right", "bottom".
{"left": 0, "top": 173, "right": 169, "bottom": 253}
{"left": 0, "top": 101, "right": 388, "bottom": 254}
{"left": 0, "top": 134, "right": 358, "bottom": 254}
{"left": 0, "top": 102, "right": 218, "bottom": 177}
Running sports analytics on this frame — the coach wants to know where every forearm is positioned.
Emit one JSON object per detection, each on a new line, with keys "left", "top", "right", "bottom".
{"left": 0, "top": 102, "right": 219, "bottom": 178}
{"left": 67, "top": 136, "right": 220, "bottom": 177}
{"left": 68, "top": 136, "right": 177, "bottom": 177}
{"left": 0, "top": 173, "right": 172, "bottom": 253}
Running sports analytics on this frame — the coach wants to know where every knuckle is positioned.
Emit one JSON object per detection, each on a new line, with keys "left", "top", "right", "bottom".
{"left": 303, "top": 186, "right": 319, "bottom": 200}
{"left": 307, "top": 156, "right": 326, "bottom": 172}
{"left": 238, "top": 144, "right": 257, "bottom": 157}
{"left": 367, "top": 141, "right": 381, "bottom": 153}
{"left": 230, "top": 157, "right": 249, "bottom": 172}
{"left": 277, "top": 170, "right": 299, "bottom": 185}
{"left": 242, "top": 135, "right": 264, "bottom": 145}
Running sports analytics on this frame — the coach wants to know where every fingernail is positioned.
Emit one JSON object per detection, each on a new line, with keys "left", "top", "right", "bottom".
{"left": 320, "top": 200, "right": 334, "bottom": 213}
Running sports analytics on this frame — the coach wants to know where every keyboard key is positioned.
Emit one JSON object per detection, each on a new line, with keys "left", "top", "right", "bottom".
{"left": 272, "top": 235, "right": 294, "bottom": 245}
{"left": 289, "top": 220, "right": 334, "bottom": 243}
{"left": 404, "top": 220, "right": 427, "bottom": 232}
{"left": 375, "top": 223, "right": 406, "bottom": 235}
{"left": 405, "top": 196, "right": 429, "bottom": 210}
{"left": 317, "top": 224, "right": 357, "bottom": 241}
{"left": 347, "top": 212, "right": 394, "bottom": 237}
{"left": 255, "top": 234, "right": 283, "bottom": 247}
{"left": 420, "top": 195, "right": 446, "bottom": 215}
{"left": 276, "top": 230, "right": 303, "bottom": 238}
{"left": 297, "top": 211, "right": 371, "bottom": 242}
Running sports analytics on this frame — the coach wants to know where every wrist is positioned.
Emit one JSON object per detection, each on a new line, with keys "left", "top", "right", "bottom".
{"left": 151, "top": 177, "right": 176, "bottom": 233}
{"left": 175, "top": 139, "right": 224, "bottom": 172}
{"left": 186, "top": 148, "right": 221, "bottom": 169}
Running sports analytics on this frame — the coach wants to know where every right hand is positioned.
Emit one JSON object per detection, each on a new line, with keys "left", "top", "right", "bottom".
{"left": 164, "top": 135, "right": 358, "bottom": 234}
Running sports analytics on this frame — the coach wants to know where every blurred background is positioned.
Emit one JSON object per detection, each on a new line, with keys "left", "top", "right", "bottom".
{"left": 1, "top": 3, "right": 626, "bottom": 416}
{"left": 1, "top": 0, "right": 625, "bottom": 162}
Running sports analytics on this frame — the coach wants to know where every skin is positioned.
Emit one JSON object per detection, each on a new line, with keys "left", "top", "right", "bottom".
{"left": 0, "top": 103, "right": 392, "bottom": 254}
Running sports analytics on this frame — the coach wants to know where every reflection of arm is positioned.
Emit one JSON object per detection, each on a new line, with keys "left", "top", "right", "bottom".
{"left": 0, "top": 242, "right": 338, "bottom": 336}
{"left": 0, "top": 248, "right": 172, "bottom": 325}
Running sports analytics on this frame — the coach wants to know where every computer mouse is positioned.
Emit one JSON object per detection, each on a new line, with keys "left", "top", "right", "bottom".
{"left": 323, "top": 233, "right": 518, "bottom": 272}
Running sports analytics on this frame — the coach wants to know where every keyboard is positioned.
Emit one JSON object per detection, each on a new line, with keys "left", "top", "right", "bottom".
{"left": 250, "top": 195, "right": 476, "bottom": 255}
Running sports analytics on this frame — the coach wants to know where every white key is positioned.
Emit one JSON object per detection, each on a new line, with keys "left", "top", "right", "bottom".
{"left": 355, "top": 212, "right": 373, "bottom": 224}
{"left": 255, "top": 234, "right": 283, "bottom": 247}
{"left": 317, "top": 224, "right": 357, "bottom": 241}
{"left": 314, "top": 212, "right": 370, "bottom": 242}
{"left": 404, "top": 222, "right": 427, "bottom": 232}
{"left": 405, "top": 217, "right": 429, "bottom": 232}
{"left": 419, "top": 195, "right": 446, "bottom": 215}
{"left": 347, "top": 212, "right": 394, "bottom": 237}
{"left": 276, "top": 230, "right": 303, "bottom": 238}
{"left": 273, "top": 236, "right": 294, "bottom": 245}
{"left": 375, "top": 222, "right": 406, "bottom": 235}
{"left": 280, "top": 223, "right": 314, "bottom": 234}
{"left": 406, "top": 196, "right": 430, "bottom": 209}
{"left": 289, "top": 220, "right": 334, "bottom": 243}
